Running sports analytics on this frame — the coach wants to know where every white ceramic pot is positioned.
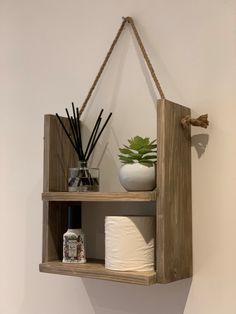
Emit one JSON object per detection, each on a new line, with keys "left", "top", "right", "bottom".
{"left": 119, "top": 163, "right": 156, "bottom": 191}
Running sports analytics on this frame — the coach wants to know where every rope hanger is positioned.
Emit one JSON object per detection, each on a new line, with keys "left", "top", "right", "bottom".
{"left": 79, "top": 16, "right": 165, "bottom": 116}
{"left": 79, "top": 16, "right": 209, "bottom": 129}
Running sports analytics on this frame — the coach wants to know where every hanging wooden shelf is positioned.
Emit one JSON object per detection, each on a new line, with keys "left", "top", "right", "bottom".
{"left": 39, "top": 17, "right": 193, "bottom": 285}
{"left": 40, "top": 98, "right": 192, "bottom": 285}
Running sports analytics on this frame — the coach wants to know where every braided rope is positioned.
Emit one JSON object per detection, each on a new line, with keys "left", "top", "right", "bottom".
{"left": 79, "top": 19, "right": 126, "bottom": 116}
{"left": 80, "top": 17, "right": 165, "bottom": 116}
{"left": 125, "top": 17, "right": 165, "bottom": 100}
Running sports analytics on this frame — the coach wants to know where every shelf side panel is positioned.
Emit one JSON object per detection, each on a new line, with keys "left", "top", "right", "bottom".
{"left": 156, "top": 99, "right": 192, "bottom": 283}
{"left": 43, "top": 114, "right": 77, "bottom": 193}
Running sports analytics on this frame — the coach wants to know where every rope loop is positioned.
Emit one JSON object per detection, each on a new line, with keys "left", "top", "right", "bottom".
{"left": 80, "top": 16, "right": 165, "bottom": 116}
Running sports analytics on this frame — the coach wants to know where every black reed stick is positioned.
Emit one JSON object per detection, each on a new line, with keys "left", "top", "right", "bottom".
{"left": 85, "top": 117, "right": 102, "bottom": 160}
{"left": 90, "top": 117, "right": 102, "bottom": 148}
{"left": 71, "top": 115, "right": 83, "bottom": 159}
{"left": 84, "top": 109, "right": 104, "bottom": 159}
{"left": 56, "top": 106, "right": 112, "bottom": 164}
{"left": 71, "top": 103, "right": 82, "bottom": 154}
{"left": 65, "top": 109, "right": 77, "bottom": 143}
{"left": 86, "top": 112, "right": 112, "bottom": 161}
{"left": 55, "top": 113, "right": 80, "bottom": 157}
{"left": 76, "top": 107, "right": 84, "bottom": 160}
{"left": 71, "top": 103, "right": 79, "bottom": 143}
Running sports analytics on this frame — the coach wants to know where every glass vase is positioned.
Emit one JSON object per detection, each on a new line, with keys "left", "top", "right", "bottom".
{"left": 76, "top": 161, "right": 99, "bottom": 192}
{"left": 68, "top": 168, "right": 79, "bottom": 192}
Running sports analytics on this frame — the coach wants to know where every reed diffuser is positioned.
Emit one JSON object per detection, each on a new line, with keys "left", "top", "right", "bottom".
{"left": 56, "top": 103, "right": 112, "bottom": 191}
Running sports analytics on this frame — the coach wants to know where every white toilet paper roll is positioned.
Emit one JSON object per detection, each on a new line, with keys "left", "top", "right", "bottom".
{"left": 105, "top": 216, "right": 155, "bottom": 272}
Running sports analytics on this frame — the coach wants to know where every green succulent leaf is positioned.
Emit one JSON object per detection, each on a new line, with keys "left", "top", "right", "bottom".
{"left": 118, "top": 155, "right": 134, "bottom": 164}
{"left": 146, "top": 144, "right": 157, "bottom": 149}
{"left": 139, "top": 148, "right": 157, "bottom": 154}
{"left": 119, "top": 148, "right": 134, "bottom": 155}
{"left": 150, "top": 139, "right": 157, "bottom": 145}
{"left": 128, "top": 136, "right": 150, "bottom": 150}
{"left": 118, "top": 136, "right": 157, "bottom": 165}
{"left": 139, "top": 161, "right": 154, "bottom": 167}
{"left": 140, "top": 155, "right": 157, "bottom": 160}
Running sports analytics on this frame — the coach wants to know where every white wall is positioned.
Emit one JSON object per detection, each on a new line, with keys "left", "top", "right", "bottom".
{"left": 1, "top": 0, "right": 236, "bottom": 313}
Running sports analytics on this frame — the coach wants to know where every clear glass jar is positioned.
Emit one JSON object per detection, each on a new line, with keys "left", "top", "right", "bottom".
{"left": 68, "top": 168, "right": 79, "bottom": 192}
{"left": 68, "top": 162, "right": 99, "bottom": 192}
{"left": 76, "top": 161, "right": 99, "bottom": 192}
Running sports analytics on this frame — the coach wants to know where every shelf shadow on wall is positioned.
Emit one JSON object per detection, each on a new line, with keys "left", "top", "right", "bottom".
{"left": 191, "top": 134, "right": 209, "bottom": 158}
{"left": 82, "top": 277, "right": 192, "bottom": 314}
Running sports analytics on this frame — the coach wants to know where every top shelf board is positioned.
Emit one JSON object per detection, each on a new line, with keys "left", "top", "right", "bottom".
{"left": 42, "top": 191, "right": 157, "bottom": 202}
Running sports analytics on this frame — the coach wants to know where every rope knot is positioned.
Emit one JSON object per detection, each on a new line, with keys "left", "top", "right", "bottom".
{"left": 181, "top": 114, "right": 209, "bottom": 129}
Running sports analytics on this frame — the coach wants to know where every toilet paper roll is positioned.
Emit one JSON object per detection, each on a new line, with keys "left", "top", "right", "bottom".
{"left": 105, "top": 216, "right": 155, "bottom": 272}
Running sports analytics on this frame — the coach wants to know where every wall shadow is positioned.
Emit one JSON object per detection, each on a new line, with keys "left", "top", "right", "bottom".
{"left": 191, "top": 134, "right": 209, "bottom": 158}
{"left": 82, "top": 277, "right": 192, "bottom": 314}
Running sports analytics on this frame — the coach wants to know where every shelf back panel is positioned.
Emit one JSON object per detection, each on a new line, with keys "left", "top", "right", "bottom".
{"left": 42, "top": 114, "right": 77, "bottom": 262}
{"left": 42, "top": 201, "right": 68, "bottom": 262}
{"left": 43, "top": 114, "right": 77, "bottom": 193}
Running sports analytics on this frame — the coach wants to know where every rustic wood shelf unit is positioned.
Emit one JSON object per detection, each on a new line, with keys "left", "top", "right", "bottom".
{"left": 40, "top": 99, "right": 192, "bottom": 285}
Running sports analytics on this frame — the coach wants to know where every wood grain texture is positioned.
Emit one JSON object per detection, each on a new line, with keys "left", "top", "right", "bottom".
{"left": 42, "top": 115, "right": 77, "bottom": 262}
{"left": 42, "top": 191, "right": 157, "bottom": 202}
{"left": 41, "top": 107, "right": 192, "bottom": 284}
{"left": 42, "top": 201, "right": 68, "bottom": 262}
{"left": 43, "top": 115, "right": 77, "bottom": 192}
{"left": 156, "top": 99, "right": 192, "bottom": 283}
{"left": 39, "top": 260, "right": 157, "bottom": 285}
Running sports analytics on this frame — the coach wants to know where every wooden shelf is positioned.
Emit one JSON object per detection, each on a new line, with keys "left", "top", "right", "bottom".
{"left": 42, "top": 191, "right": 157, "bottom": 202}
{"left": 39, "top": 260, "right": 157, "bottom": 285}
{"left": 41, "top": 101, "right": 192, "bottom": 285}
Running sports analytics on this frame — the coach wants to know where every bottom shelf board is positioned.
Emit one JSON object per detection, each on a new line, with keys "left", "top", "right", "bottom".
{"left": 39, "top": 259, "right": 157, "bottom": 286}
